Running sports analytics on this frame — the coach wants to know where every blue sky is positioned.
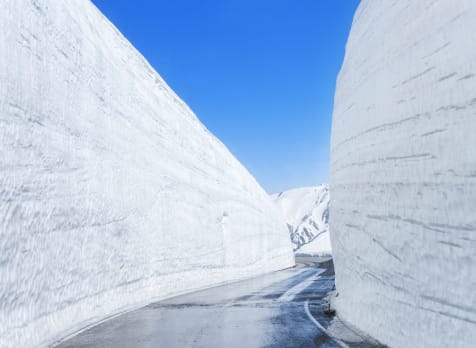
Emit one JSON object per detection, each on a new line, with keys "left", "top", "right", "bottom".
{"left": 91, "top": 0, "right": 360, "bottom": 193}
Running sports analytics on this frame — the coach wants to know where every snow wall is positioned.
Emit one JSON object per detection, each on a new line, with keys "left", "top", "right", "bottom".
{"left": 330, "top": 1, "right": 476, "bottom": 347}
{"left": 0, "top": 1, "right": 294, "bottom": 347}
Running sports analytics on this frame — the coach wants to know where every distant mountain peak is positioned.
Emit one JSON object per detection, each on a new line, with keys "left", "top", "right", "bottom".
{"left": 272, "top": 185, "right": 331, "bottom": 256}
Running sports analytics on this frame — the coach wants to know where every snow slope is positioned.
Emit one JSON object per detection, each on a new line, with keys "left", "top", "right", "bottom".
{"left": 272, "top": 185, "right": 330, "bottom": 255}
{"left": 330, "top": 1, "right": 476, "bottom": 347}
{"left": 0, "top": 1, "right": 294, "bottom": 347}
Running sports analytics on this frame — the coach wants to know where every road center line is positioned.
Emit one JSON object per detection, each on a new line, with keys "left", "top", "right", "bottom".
{"left": 278, "top": 268, "right": 324, "bottom": 302}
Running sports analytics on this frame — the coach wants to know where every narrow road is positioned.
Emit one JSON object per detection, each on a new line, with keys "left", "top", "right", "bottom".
{"left": 56, "top": 257, "right": 383, "bottom": 348}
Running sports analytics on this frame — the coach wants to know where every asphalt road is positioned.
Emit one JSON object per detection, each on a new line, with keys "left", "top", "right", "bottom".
{"left": 56, "top": 257, "right": 384, "bottom": 348}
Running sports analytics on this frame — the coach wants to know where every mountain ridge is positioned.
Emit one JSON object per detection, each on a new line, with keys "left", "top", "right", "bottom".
{"left": 272, "top": 185, "right": 331, "bottom": 255}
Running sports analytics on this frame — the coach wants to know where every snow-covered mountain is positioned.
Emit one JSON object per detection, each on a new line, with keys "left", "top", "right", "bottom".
{"left": 272, "top": 185, "right": 331, "bottom": 256}
{"left": 0, "top": 1, "right": 294, "bottom": 347}
{"left": 331, "top": 1, "right": 476, "bottom": 347}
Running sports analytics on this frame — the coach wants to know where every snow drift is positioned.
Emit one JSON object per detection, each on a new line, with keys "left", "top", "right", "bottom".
{"left": 272, "top": 185, "right": 330, "bottom": 256}
{"left": 330, "top": 1, "right": 476, "bottom": 347}
{"left": 0, "top": 1, "right": 294, "bottom": 347}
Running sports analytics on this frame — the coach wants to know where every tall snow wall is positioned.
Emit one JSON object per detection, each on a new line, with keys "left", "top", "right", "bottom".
{"left": 330, "top": 1, "right": 476, "bottom": 347}
{"left": 0, "top": 1, "right": 294, "bottom": 346}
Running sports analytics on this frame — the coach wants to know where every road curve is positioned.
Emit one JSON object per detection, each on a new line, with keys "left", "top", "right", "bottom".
{"left": 55, "top": 257, "right": 384, "bottom": 348}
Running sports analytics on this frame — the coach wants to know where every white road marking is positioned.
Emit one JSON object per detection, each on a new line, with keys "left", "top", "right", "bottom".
{"left": 304, "top": 300, "right": 326, "bottom": 331}
{"left": 278, "top": 268, "right": 324, "bottom": 302}
{"left": 304, "top": 300, "right": 351, "bottom": 348}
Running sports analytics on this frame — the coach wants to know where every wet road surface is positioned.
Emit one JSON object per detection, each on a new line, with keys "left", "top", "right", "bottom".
{"left": 56, "top": 257, "right": 384, "bottom": 348}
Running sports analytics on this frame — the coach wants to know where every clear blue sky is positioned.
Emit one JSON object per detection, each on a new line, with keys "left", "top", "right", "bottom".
{"left": 91, "top": 0, "right": 360, "bottom": 194}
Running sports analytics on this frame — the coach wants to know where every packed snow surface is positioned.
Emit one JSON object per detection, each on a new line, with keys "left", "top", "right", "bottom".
{"left": 0, "top": 1, "right": 294, "bottom": 347}
{"left": 330, "top": 1, "right": 476, "bottom": 347}
{"left": 272, "top": 185, "right": 330, "bottom": 256}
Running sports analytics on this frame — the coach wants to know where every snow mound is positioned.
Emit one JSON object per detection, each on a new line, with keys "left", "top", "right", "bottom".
{"left": 271, "top": 185, "right": 330, "bottom": 256}
{"left": 330, "top": 1, "right": 476, "bottom": 347}
{"left": 0, "top": 1, "right": 294, "bottom": 347}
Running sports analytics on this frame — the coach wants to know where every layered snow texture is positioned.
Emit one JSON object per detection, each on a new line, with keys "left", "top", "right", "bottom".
{"left": 272, "top": 185, "right": 330, "bottom": 256}
{"left": 0, "top": 1, "right": 294, "bottom": 347}
{"left": 330, "top": 1, "right": 476, "bottom": 347}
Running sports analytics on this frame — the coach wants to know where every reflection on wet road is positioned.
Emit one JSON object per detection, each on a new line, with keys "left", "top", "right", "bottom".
{"left": 56, "top": 257, "right": 384, "bottom": 348}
